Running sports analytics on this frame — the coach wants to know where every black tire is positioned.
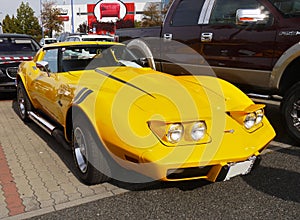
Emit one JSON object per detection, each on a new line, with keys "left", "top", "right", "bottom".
{"left": 72, "top": 114, "right": 111, "bottom": 185}
{"left": 281, "top": 81, "right": 300, "bottom": 143}
{"left": 16, "top": 81, "right": 32, "bottom": 122}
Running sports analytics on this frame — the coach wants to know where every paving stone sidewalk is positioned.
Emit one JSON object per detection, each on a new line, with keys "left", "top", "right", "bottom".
{"left": 0, "top": 100, "right": 127, "bottom": 219}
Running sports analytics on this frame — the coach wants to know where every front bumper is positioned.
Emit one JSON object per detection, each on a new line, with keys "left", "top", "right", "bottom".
{"left": 0, "top": 82, "right": 17, "bottom": 92}
{"left": 108, "top": 117, "right": 275, "bottom": 182}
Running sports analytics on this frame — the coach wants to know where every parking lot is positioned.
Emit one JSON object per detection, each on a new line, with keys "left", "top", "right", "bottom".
{"left": 0, "top": 95, "right": 299, "bottom": 219}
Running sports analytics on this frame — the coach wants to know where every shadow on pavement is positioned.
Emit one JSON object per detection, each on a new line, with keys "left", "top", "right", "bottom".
{"left": 263, "top": 101, "right": 298, "bottom": 146}
{"left": 0, "top": 92, "right": 16, "bottom": 100}
{"left": 243, "top": 164, "right": 300, "bottom": 203}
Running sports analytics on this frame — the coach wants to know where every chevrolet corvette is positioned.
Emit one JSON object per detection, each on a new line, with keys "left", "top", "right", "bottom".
{"left": 16, "top": 41, "right": 275, "bottom": 184}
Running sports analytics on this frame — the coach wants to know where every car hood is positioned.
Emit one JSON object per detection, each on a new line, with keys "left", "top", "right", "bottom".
{"left": 90, "top": 67, "right": 227, "bottom": 121}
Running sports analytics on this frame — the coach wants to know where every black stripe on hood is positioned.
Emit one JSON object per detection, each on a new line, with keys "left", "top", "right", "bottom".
{"left": 95, "top": 69, "right": 156, "bottom": 99}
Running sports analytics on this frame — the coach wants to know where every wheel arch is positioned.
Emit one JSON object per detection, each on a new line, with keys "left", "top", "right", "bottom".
{"left": 65, "top": 105, "right": 99, "bottom": 143}
{"left": 271, "top": 42, "right": 300, "bottom": 95}
{"left": 65, "top": 105, "right": 85, "bottom": 142}
{"left": 278, "top": 56, "right": 300, "bottom": 96}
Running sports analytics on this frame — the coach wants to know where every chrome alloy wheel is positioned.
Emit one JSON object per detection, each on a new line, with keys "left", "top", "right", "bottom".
{"left": 291, "top": 99, "right": 300, "bottom": 132}
{"left": 74, "top": 127, "right": 88, "bottom": 173}
{"left": 17, "top": 88, "right": 26, "bottom": 117}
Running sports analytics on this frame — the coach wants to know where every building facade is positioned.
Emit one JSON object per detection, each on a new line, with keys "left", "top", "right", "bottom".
{"left": 55, "top": 0, "right": 164, "bottom": 34}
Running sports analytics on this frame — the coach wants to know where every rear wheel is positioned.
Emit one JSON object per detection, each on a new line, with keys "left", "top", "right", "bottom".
{"left": 72, "top": 114, "right": 111, "bottom": 185}
{"left": 281, "top": 82, "right": 300, "bottom": 143}
{"left": 17, "top": 82, "right": 32, "bottom": 122}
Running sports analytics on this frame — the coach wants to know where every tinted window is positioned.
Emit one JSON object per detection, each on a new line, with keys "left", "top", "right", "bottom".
{"left": 0, "top": 37, "right": 40, "bottom": 52}
{"left": 269, "top": 0, "right": 300, "bottom": 16}
{"left": 171, "top": 0, "right": 205, "bottom": 26}
{"left": 209, "top": 0, "right": 263, "bottom": 24}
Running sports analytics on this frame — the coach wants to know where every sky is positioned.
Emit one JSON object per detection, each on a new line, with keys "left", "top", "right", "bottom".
{"left": 0, "top": 0, "right": 146, "bottom": 22}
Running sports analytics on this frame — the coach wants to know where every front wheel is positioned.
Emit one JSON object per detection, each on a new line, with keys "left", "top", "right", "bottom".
{"left": 72, "top": 114, "right": 111, "bottom": 185}
{"left": 281, "top": 82, "right": 300, "bottom": 143}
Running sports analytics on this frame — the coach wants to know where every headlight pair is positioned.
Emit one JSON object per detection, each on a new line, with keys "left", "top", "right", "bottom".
{"left": 243, "top": 109, "right": 264, "bottom": 130}
{"left": 149, "top": 121, "right": 207, "bottom": 145}
{"left": 229, "top": 104, "right": 265, "bottom": 131}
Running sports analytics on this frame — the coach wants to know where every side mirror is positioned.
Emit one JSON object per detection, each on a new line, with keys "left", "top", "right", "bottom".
{"left": 236, "top": 9, "right": 268, "bottom": 25}
{"left": 135, "top": 58, "right": 150, "bottom": 67}
{"left": 36, "top": 61, "right": 51, "bottom": 76}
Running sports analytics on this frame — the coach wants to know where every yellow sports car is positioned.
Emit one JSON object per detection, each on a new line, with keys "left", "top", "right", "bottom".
{"left": 16, "top": 41, "right": 275, "bottom": 185}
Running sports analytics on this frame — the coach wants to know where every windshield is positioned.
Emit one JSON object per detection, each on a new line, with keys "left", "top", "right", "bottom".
{"left": 269, "top": 0, "right": 300, "bottom": 17}
{"left": 60, "top": 44, "right": 141, "bottom": 72}
{"left": 0, "top": 37, "right": 40, "bottom": 53}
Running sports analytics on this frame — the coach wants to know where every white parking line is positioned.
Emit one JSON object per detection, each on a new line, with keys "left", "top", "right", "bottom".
{"left": 262, "top": 140, "right": 296, "bottom": 154}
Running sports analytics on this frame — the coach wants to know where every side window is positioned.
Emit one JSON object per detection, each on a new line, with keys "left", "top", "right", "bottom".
{"left": 209, "top": 0, "right": 270, "bottom": 25}
{"left": 171, "top": 0, "right": 205, "bottom": 26}
{"left": 42, "top": 49, "right": 58, "bottom": 73}
{"left": 269, "top": 0, "right": 300, "bottom": 16}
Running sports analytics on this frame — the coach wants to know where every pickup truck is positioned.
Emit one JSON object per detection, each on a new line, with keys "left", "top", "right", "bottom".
{"left": 116, "top": 0, "right": 300, "bottom": 143}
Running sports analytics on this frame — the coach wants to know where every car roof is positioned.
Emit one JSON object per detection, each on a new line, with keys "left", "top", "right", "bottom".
{"left": 0, "top": 33, "right": 34, "bottom": 38}
{"left": 42, "top": 41, "right": 123, "bottom": 48}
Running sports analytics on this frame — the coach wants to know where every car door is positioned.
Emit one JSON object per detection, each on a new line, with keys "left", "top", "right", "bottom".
{"left": 160, "top": 0, "right": 207, "bottom": 75}
{"left": 31, "top": 48, "right": 65, "bottom": 123}
{"left": 199, "top": 0, "right": 277, "bottom": 87}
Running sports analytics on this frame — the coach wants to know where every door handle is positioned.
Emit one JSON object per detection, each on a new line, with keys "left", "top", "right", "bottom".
{"left": 201, "top": 32, "right": 213, "bottom": 42}
{"left": 163, "top": 33, "right": 173, "bottom": 40}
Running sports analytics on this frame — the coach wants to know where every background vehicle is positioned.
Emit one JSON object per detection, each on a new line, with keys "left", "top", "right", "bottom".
{"left": 39, "top": 37, "right": 57, "bottom": 46}
{"left": 16, "top": 41, "right": 275, "bottom": 185}
{"left": 56, "top": 32, "right": 86, "bottom": 42}
{"left": 65, "top": 34, "right": 115, "bottom": 42}
{"left": 0, "top": 33, "right": 40, "bottom": 92}
{"left": 116, "top": 0, "right": 300, "bottom": 143}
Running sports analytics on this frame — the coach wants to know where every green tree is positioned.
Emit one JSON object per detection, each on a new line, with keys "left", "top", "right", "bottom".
{"left": 142, "top": 3, "right": 162, "bottom": 27}
{"left": 2, "top": 15, "right": 17, "bottom": 33}
{"left": 15, "top": 2, "right": 41, "bottom": 37}
{"left": 134, "top": 20, "right": 142, "bottom": 28}
{"left": 41, "top": 0, "right": 63, "bottom": 37}
{"left": 162, "top": 0, "right": 174, "bottom": 16}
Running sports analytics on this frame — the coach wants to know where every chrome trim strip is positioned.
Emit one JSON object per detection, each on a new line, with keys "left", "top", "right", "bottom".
{"left": 198, "top": 0, "right": 215, "bottom": 24}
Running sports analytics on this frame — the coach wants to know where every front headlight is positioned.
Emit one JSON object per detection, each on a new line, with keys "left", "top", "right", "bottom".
{"left": 191, "top": 121, "right": 206, "bottom": 141}
{"left": 244, "top": 112, "right": 256, "bottom": 129}
{"left": 243, "top": 109, "right": 264, "bottom": 130}
{"left": 255, "top": 109, "right": 264, "bottom": 125}
{"left": 229, "top": 104, "right": 265, "bottom": 131}
{"left": 166, "top": 123, "right": 184, "bottom": 143}
{"left": 148, "top": 120, "right": 210, "bottom": 146}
